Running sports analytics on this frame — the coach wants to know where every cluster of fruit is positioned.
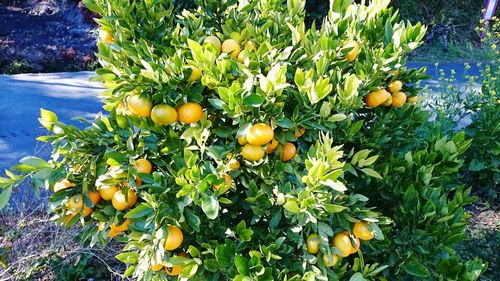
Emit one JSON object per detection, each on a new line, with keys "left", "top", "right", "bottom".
{"left": 127, "top": 94, "right": 204, "bottom": 125}
{"left": 306, "top": 222, "right": 375, "bottom": 267}
{"left": 365, "top": 80, "right": 417, "bottom": 108}
{"left": 238, "top": 123, "right": 299, "bottom": 163}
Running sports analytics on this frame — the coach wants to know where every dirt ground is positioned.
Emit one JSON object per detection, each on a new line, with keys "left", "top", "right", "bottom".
{"left": 0, "top": 0, "right": 97, "bottom": 73}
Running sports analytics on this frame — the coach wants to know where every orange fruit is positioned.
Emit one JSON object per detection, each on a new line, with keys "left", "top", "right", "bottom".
{"left": 407, "top": 96, "right": 418, "bottom": 104}
{"left": 266, "top": 139, "right": 279, "bottom": 154}
{"left": 322, "top": 253, "right": 339, "bottom": 267}
{"left": 108, "top": 227, "right": 121, "bottom": 238}
{"left": 237, "top": 135, "right": 248, "bottom": 145}
{"left": 381, "top": 94, "right": 392, "bottom": 107}
{"left": 165, "top": 264, "right": 183, "bottom": 276}
{"left": 222, "top": 39, "right": 241, "bottom": 58}
{"left": 177, "top": 103, "right": 203, "bottom": 124}
{"left": 280, "top": 142, "right": 296, "bottom": 162}
{"left": 127, "top": 94, "right": 153, "bottom": 117}
{"left": 333, "top": 231, "right": 354, "bottom": 257}
{"left": 246, "top": 123, "right": 274, "bottom": 145}
{"left": 294, "top": 127, "right": 306, "bottom": 138}
{"left": 353, "top": 222, "right": 374, "bottom": 240}
{"left": 54, "top": 179, "right": 75, "bottom": 192}
{"left": 343, "top": 41, "right": 360, "bottom": 62}
{"left": 114, "top": 219, "right": 132, "bottom": 231}
{"left": 83, "top": 206, "right": 92, "bottom": 217}
{"left": 306, "top": 233, "right": 320, "bottom": 254}
{"left": 135, "top": 158, "right": 153, "bottom": 174}
{"left": 388, "top": 80, "right": 403, "bottom": 93}
{"left": 186, "top": 65, "right": 201, "bottom": 82}
{"left": 99, "top": 185, "right": 120, "bottom": 201}
{"left": 241, "top": 144, "right": 265, "bottom": 161}
{"left": 150, "top": 264, "right": 163, "bottom": 272}
{"left": 112, "top": 188, "right": 137, "bottom": 211}
{"left": 87, "top": 191, "right": 101, "bottom": 206}
{"left": 227, "top": 159, "right": 240, "bottom": 170}
{"left": 164, "top": 225, "right": 184, "bottom": 251}
{"left": 151, "top": 104, "right": 178, "bottom": 125}
{"left": 67, "top": 195, "right": 84, "bottom": 212}
{"left": 391, "top": 92, "right": 407, "bottom": 108}
{"left": 224, "top": 174, "right": 232, "bottom": 187}
{"left": 366, "top": 89, "right": 391, "bottom": 108}
{"left": 99, "top": 29, "right": 114, "bottom": 44}
{"left": 204, "top": 35, "right": 221, "bottom": 53}
{"left": 350, "top": 237, "right": 360, "bottom": 254}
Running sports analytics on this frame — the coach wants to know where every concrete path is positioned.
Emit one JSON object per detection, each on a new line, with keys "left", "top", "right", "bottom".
{"left": 0, "top": 72, "right": 103, "bottom": 171}
{"left": 0, "top": 62, "right": 485, "bottom": 173}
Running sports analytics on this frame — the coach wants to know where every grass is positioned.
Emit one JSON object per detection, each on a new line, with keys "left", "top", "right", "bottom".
{"left": 408, "top": 41, "right": 496, "bottom": 63}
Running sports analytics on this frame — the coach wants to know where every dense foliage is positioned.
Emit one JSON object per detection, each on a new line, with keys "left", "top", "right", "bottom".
{"left": 0, "top": 0, "right": 489, "bottom": 280}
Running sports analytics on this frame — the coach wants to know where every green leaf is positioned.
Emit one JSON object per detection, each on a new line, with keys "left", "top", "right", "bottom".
{"left": 243, "top": 95, "right": 265, "bottom": 107}
{"left": 187, "top": 39, "right": 204, "bottom": 63}
{"left": 19, "top": 156, "right": 50, "bottom": 169}
{"left": 468, "top": 159, "right": 486, "bottom": 172}
{"left": 361, "top": 168, "right": 382, "bottom": 179}
{"left": 115, "top": 252, "right": 139, "bottom": 264}
{"left": 201, "top": 195, "right": 219, "bottom": 220}
{"left": 185, "top": 208, "right": 201, "bottom": 232}
{"left": 284, "top": 201, "right": 300, "bottom": 213}
{"left": 349, "top": 273, "right": 368, "bottom": 281}
{"left": 39, "top": 108, "right": 58, "bottom": 130}
{"left": 402, "top": 261, "right": 430, "bottom": 278}
{"left": 0, "top": 187, "right": 13, "bottom": 210}
{"left": 124, "top": 204, "right": 153, "bottom": 219}
{"left": 215, "top": 245, "right": 231, "bottom": 267}
{"left": 82, "top": 0, "right": 103, "bottom": 14}
{"left": 235, "top": 254, "right": 250, "bottom": 275}
{"left": 276, "top": 118, "right": 294, "bottom": 129}
{"left": 236, "top": 220, "right": 253, "bottom": 242}
{"left": 323, "top": 204, "right": 348, "bottom": 213}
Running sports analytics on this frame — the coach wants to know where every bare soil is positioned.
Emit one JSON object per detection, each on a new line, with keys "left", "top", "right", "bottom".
{"left": 0, "top": 0, "right": 97, "bottom": 73}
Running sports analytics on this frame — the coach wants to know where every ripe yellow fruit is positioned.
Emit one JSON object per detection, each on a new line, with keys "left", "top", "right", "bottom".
{"left": 204, "top": 35, "right": 221, "bottom": 53}
{"left": 333, "top": 231, "right": 354, "bottom": 257}
{"left": 87, "top": 191, "right": 101, "bottom": 206}
{"left": 366, "top": 89, "right": 391, "bottom": 108}
{"left": 237, "top": 135, "right": 248, "bottom": 145}
{"left": 221, "top": 39, "right": 241, "bottom": 58}
{"left": 407, "top": 96, "right": 418, "bottom": 104}
{"left": 54, "top": 179, "right": 75, "bottom": 192}
{"left": 237, "top": 51, "right": 246, "bottom": 63}
{"left": 227, "top": 159, "right": 240, "bottom": 170}
{"left": 151, "top": 104, "right": 178, "bottom": 125}
{"left": 343, "top": 41, "right": 360, "bottom": 62}
{"left": 112, "top": 188, "right": 137, "bottom": 211}
{"left": 241, "top": 144, "right": 265, "bottom": 161}
{"left": 150, "top": 264, "right": 163, "bottom": 272}
{"left": 186, "top": 66, "right": 201, "bottom": 82}
{"left": 391, "top": 92, "right": 407, "bottom": 108}
{"left": 306, "top": 233, "right": 320, "bottom": 254}
{"left": 246, "top": 123, "right": 274, "bottom": 146}
{"left": 164, "top": 225, "right": 184, "bottom": 251}
{"left": 99, "top": 29, "right": 114, "bottom": 44}
{"left": 99, "top": 185, "right": 120, "bottom": 201}
{"left": 353, "top": 222, "right": 374, "bottom": 240}
{"left": 127, "top": 94, "right": 153, "bottom": 117}
{"left": 67, "top": 195, "right": 83, "bottom": 212}
{"left": 280, "top": 142, "right": 296, "bottom": 162}
{"left": 381, "top": 94, "right": 392, "bottom": 107}
{"left": 350, "top": 237, "right": 360, "bottom": 254}
{"left": 322, "top": 253, "right": 339, "bottom": 267}
{"left": 135, "top": 158, "right": 153, "bottom": 174}
{"left": 108, "top": 227, "right": 122, "bottom": 238}
{"left": 177, "top": 103, "right": 203, "bottom": 124}
{"left": 266, "top": 138, "right": 279, "bottom": 154}
{"left": 245, "top": 41, "right": 257, "bottom": 52}
{"left": 388, "top": 80, "right": 403, "bottom": 93}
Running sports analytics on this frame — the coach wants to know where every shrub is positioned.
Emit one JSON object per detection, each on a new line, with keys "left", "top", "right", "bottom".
{"left": 0, "top": 0, "right": 487, "bottom": 280}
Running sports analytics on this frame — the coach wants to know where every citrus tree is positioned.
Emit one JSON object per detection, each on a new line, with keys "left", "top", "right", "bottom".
{"left": 0, "top": 0, "right": 486, "bottom": 280}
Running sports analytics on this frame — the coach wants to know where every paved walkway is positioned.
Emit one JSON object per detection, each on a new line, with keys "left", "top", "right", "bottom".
{"left": 0, "top": 72, "right": 102, "bottom": 171}
{"left": 0, "top": 62, "right": 485, "bottom": 172}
